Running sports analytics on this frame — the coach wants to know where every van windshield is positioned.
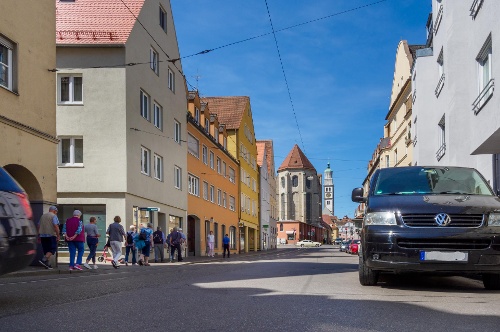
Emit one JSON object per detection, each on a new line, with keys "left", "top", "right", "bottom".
{"left": 373, "top": 167, "right": 493, "bottom": 196}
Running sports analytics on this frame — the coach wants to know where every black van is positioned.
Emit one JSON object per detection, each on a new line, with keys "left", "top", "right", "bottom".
{"left": 352, "top": 166, "right": 500, "bottom": 289}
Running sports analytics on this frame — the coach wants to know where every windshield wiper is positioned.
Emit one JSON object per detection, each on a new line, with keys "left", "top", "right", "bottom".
{"left": 438, "top": 191, "right": 471, "bottom": 195}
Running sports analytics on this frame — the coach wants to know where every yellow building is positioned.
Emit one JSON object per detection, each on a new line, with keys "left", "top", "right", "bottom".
{"left": 186, "top": 91, "right": 240, "bottom": 257}
{"left": 202, "top": 96, "right": 259, "bottom": 252}
{"left": 0, "top": 1, "right": 57, "bottom": 220}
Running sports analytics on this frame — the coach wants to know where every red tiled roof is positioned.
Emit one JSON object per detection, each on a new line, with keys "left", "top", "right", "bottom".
{"left": 278, "top": 144, "right": 316, "bottom": 172}
{"left": 56, "top": 0, "right": 145, "bottom": 45}
{"left": 201, "top": 96, "right": 250, "bottom": 130}
{"left": 257, "top": 139, "right": 275, "bottom": 175}
{"left": 256, "top": 142, "right": 266, "bottom": 167}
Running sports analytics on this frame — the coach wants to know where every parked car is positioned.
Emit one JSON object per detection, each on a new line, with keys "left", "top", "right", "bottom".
{"left": 0, "top": 167, "right": 37, "bottom": 276}
{"left": 334, "top": 238, "right": 343, "bottom": 245}
{"left": 295, "top": 240, "right": 322, "bottom": 247}
{"left": 352, "top": 166, "right": 500, "bottom": 289}
{"left": 340, "top": 240, "right": 351, "bottom": 252}
{"left": 348, "top": 240, "right": 361, "bottom": 254}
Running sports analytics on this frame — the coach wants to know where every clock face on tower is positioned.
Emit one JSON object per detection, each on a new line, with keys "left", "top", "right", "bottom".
{"left": 325, "top": 193, "right": 332, "bottom": 198}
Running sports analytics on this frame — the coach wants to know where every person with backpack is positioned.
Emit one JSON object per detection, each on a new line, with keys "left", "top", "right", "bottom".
{"left": 137, "top": 223, "right": 154, "bottom": 266}
{"left": 169, "top": 227, "right": 183, "bottom": 262}
{"left": 153, "top": 226, "right": 165, "bottom": 263}
{"left": 124, "top": 225, "right": 137, "bottom": 266}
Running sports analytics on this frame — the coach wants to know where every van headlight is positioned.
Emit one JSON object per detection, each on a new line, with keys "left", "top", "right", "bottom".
{"left": 488, "top": 213, "right": 500, "bottom": 226}
{"left": 365, "top": 212, "right": 397, "bottom": 225}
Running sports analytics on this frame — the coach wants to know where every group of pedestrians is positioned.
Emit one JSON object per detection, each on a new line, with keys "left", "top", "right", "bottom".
{"left": 38, "top": 206, "right": 187, "bottom": 270}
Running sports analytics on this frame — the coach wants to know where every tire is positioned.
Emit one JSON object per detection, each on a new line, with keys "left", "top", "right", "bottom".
{"left": 300, "top": 244, "right": 304, "bottom": 247}
{"left": 97, "top": 256, "right": 104, "bottom": 262}
{"left": 358, "top": 256, "right": 379, "bottom": 286}
{"left": 316, "top": 244, "right": 320, "bottom": 247}
{"left": 482, "top": 273, "right": 500, "bottom": 290}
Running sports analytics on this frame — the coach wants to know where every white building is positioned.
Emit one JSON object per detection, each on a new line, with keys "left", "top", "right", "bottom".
{"left": 412, "top": 1, "right": 500, "bottom": 191}
{"left": 55, "top": 0, "right": 187, "bottom": 246}
{"left": 323, "top": 163, "right": 334, "bottom": 215}
{"left": 257, "top": 140, "right": 278, "bottom": 250}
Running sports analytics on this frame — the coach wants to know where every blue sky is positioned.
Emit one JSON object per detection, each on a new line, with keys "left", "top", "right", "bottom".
{"left": 171, "top": 0, "right": 431, "bottom": 218}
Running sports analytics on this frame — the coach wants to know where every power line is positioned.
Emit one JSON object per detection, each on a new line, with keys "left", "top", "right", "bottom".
{"left": 172, "top": 0, "right": 389, "bottom": 62}
{"left": 264, "top": 0, "right": 306, "bottom": 154}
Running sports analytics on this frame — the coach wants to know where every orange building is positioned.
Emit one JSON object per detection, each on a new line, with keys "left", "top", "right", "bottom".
{"left": 186, "top": 91, "right": 240, "bottom": 257}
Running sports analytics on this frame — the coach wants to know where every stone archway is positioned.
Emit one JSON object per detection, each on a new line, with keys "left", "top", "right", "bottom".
{"left": 3, "top": 164, "right": 44, "bottom": 221}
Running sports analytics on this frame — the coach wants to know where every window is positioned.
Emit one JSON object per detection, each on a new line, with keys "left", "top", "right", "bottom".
{"left": 205, "top": 118, "right": 210, "bottom": 133}
{"left": 280, "top": 223, "right": 283, "bottom": 232}
{"left": 437, "top": 114, "right": 446, "bottom": 161}
{"left": 223, "top": 137, "right": 227, "bottom": 150}
{"left": 229, "top": 167, "right": 235, "bottom": 183}
{"left": 470, "top": 0, "right": 484, "bottom": 18}
{"left": 394, "top": 149, "right": 398, "bottom": 165}
{"left": 222, "top": 161, "right": 226, "bottom": 177}
{"left": 209, "top": 151, "right": 214, "bottom": 169}
{"left": 188, "top": 134, "right": 199, "bottom": 158}
{"left": 223, "top": 192, "right": 227, "bottom": 208}
{"left": 0, "top": 35, "right": 14, "bottom": 91}
{"left": 292, "top": 175, "right": 298, "bottom": 187}
{"left": 214, "top": 223, "right": 219, "bottom": 249}
{"left": 280, "top": 193, "right": 285, "bottom": 220}
{"left": 174, "top": 120, "right": 181, "bottom": 143}
{"left": 241, "top": 193, "right": 245, "bottom": 212}
{"left": 473, "top": 34, "right": 493, "bottom": 114}
{"left": 214, "top": 127, "right": 219, "bottom": 143}
{"left": 159, "top": 5, "right": 167, "bottom": 33}
{"left": 210, "top": 185, "right": 215, "bottom": 203}
{"left": 217, "top": 189, "right": 222, "bottom": 205}
{"left": 60, "top": 137, "right": 83, "bottom": 166}
{"left": 58, "top": 74, "right": 83, "bottom": 104}
{"left": 229, "top": 226, "right": 236, "bottom": 249}
{"left": 306, "top": 178, "right": 311, "bottom": 189}
{"left": 153, "top": 102, "right": 162, "bottom": 130}
{"left": 168, "top": 68, "right": 175, "bottom": 92}
{"left": 281, "top": 177, "right": 285, "bottom": 188}
{"left": 150, "top": 48, "right": 159, "bottom": 75}
{"left": 229, "top": 195, "right": 235, "bottom": 211}
{"left": 140, "top": 90, "right": 150, "bottom": 120}
{"left": 141, "top": 146, "right": 150, "bottom": 175}
{"left": 188, "top": 174, "right": 199, "bottom": 196}
{"left": 194, "top": 108, "right": 200, "bottom": 123}
{"left": 217, "top": 157, "right": 221, "bottom": 174}
{"left": 202, "top": 145, "right": 208, "bottom": 164}
{"left": 154, "top": 154, "right": 163, "bottom": 181}
{"left": 385, "top": 155, "right": 390, "bottom": 168}
{"left": 203, "top": 181, "right": 208, "bottom": 200}
{"left": 174, "top": 166, "right": 182, "bottom": 189}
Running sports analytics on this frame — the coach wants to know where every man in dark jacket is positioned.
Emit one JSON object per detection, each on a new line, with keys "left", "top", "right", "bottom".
{"left": 153, "top": 227, "right": 165, "bottom": 262}
{"left": 169, "top": 227, "right": 183, "bottom": 262}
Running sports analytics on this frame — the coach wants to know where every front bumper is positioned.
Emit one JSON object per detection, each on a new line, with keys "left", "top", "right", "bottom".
{"left": 362, "top": 226, "right": 500, "bottom": 273}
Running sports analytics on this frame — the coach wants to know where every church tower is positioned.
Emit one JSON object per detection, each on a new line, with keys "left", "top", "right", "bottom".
{"left": 323, "top": 162, "right": 334, "bottom": 215}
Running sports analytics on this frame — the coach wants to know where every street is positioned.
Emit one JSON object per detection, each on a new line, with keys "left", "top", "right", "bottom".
{"left": 0, "top": 246, "right": 499, "bottom": 331}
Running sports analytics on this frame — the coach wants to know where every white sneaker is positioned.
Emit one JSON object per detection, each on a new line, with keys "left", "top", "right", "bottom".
{"left": 93, "top": 265, "right": 98, "bottom": 269}
{"left": 83, "top": 262, "right": 91, "bottom": 269}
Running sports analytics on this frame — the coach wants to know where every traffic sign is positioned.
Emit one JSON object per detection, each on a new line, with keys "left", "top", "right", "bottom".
{"left": 138, "top": 207, "right": 160, "bottom": 211}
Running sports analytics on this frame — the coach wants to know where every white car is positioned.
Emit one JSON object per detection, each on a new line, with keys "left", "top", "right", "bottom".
{"left": 295, "top": 240, "right": 322, "bottom": 247}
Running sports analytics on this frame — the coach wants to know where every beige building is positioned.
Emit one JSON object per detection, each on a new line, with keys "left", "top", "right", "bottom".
{"left": 55, "top": 0, "right": 187, "bottom": 248}
{"left": 355, "top": 41, "right": 423, "bottom": 220}
{"left": 0, "top": 1, "right": 58, "bottom": 219}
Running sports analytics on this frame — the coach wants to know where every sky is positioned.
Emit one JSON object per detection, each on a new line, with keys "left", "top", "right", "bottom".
{"left": 170, "top": 0, "right": 431, "bottom": 218}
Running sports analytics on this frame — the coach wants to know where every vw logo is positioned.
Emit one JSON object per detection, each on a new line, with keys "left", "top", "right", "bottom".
{"left": 435, "top": 213, "right": 451, "bottom": 226}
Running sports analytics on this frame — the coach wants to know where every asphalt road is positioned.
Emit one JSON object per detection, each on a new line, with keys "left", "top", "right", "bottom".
{"left": 0, "top": 246, "right": 499, "bottom": 331}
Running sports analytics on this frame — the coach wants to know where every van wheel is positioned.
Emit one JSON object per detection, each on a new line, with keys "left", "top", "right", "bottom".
{"left": 300, "top": 244, "right": 304, "bottom": 247}
{"left": 482, "top": 273, "right": 500, "bottom": 290}
{"left": 359, "top": 256, "right": 379, "bottom": 286}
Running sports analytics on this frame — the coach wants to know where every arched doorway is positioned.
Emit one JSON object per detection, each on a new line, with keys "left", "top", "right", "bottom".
{"left": 187, "top": 215, "right": 200, "bottom": 256}
{"left": 3, "top": 164, "right": 46, "bottom": 265}
{"left": 3, "top": 164, "right": 44, "bottom": 221}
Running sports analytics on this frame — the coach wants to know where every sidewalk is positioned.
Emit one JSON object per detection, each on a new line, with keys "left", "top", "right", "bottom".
{"left": 2, "top": 248, "right": 285, "bottom": 278}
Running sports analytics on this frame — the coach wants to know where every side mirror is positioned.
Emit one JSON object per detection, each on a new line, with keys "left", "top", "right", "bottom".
{"left": 351, "top": 187, "right": 366, "bottom": 203}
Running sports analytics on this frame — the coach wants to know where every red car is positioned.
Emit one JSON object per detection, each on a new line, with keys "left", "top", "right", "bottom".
{"left": 348, "top": 240, "right": 361, "bottom": 254}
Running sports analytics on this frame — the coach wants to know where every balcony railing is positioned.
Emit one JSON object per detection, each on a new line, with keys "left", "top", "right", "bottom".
{"left": 472, "top": 78, "right": 494, "bottom": 115}
{"left": 434, "top": 4, "right": 443, "bottom": 34}
{"left": 435, "top": 73, "right": 445, "bottom": 97}
{"left": 436, "top": 143, "right": 446, "bottom": 161}
{"left": 470, "top": 0, "right": 484, "bottom": 19}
